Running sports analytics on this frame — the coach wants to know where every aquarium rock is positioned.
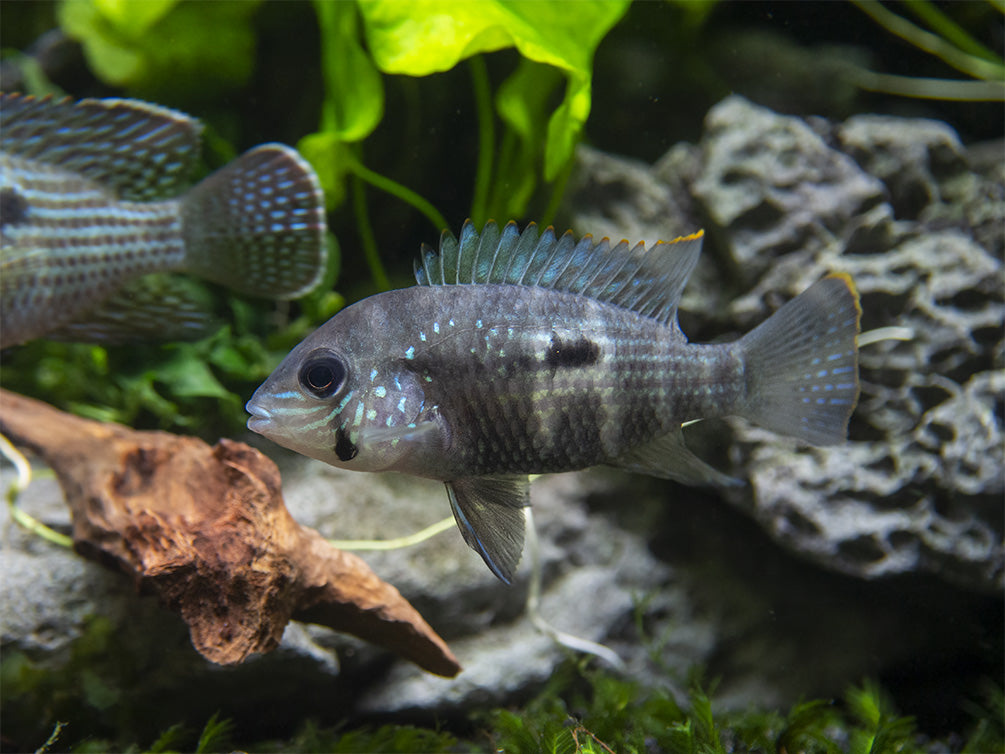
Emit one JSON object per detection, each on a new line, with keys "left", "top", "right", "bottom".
{"left": 565, "top": 95, "right": 1004, "bottom": 592}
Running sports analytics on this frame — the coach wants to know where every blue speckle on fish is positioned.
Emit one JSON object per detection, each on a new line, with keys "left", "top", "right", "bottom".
{"left": 247, "top": 220, "right": 861, "bottom": 584}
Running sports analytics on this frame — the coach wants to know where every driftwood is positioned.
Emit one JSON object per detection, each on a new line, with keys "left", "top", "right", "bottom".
{"left": 0, "top": 388, "right": 460, "bottom": 677}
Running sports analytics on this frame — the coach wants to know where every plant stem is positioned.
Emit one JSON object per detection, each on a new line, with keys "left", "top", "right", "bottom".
{"left": 350, "top": 175, "right": 389, "bottom": 291}
{"left": 850, "top": 0, "right": 1005, "bottom": 81}
{"left": 540, "top": 151, "right": 576, "bottom": 229}
{"left": 902, "top": 0, "right": 1001, "bottom": 63}
{"left": 329, "top": 515, "right": 455, "bottom": 550}
{"left": 469, "top": 55, "right": 495, "bottom": 227}
{"left": 849, "top": 67, "right": 1005, "bottom": 101}
{"left": 349, "top": 159, "right": 449, "bottom": 233}
{"left": 2, "top": 433, "right": 73, "bottom": 549}
{"left": 487, "top": 127, "right": 518, "bottom": 222}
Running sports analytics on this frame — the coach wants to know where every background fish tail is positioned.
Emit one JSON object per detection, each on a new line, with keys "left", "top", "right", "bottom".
{"left": 180, "top": 144, "right": 327, "bottom": 299}
{"left": 738, "top": 275, "right": 861, "bottom": 445}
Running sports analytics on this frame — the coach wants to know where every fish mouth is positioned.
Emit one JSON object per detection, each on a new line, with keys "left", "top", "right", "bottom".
{"left": 245, "top": 400, "right": 273, "bottom": 434}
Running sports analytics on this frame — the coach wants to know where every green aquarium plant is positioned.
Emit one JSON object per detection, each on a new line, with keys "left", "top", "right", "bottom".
{"left": 299, "top": 0, "right": 631, "bottom": 286}
{"left": 848, "top": 0, "right": 1005, "bottom": 101}
{"left": 58, "top": 0, "right": 262, "bottom": 103}
{"left": 16, "top": 659, "right": 1001, "bottom": 753}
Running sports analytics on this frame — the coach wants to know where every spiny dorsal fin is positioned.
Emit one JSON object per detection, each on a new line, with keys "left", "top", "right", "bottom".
{"left": 414, "top": 220, "right": 704, "bottom": 326}
{"left": 0, "top": 93, "right": 201, "bottom": 200}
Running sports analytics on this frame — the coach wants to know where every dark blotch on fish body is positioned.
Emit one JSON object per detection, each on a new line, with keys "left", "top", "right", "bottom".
{"left": 0, "top": 188, "right": 29, "bottom": 226}
{"left": 545, "top": 334, "right": 599, "bottom": 368}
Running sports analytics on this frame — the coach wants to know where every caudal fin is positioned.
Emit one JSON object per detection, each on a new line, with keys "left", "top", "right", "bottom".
{"left": 180, "top": 144, "right": 327, "bottom": 299}
{"left": 739, "top": 275, "right": 860, "bottom": 445}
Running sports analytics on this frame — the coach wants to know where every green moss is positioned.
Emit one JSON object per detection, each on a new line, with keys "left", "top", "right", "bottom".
{"left": 13, "top": 657, "right": 1002, "bottom": 753}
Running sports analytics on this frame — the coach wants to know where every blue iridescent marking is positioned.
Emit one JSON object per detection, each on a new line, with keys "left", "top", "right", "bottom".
{"left": 334, "top": 390, "right": 355, "bottom": 415}
{"left": 375, "top": 385, "right": 387, "bottom": 398}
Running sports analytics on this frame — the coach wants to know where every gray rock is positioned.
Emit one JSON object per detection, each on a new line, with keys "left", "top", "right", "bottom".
{"left": 689, "top": 95, "right": 887, "bottom": 282}
{"left": 836, "top": 114, "right": 968, "bottom": 220}
{"left": 564, "top": 95, "right": 1004, "bottom": 591}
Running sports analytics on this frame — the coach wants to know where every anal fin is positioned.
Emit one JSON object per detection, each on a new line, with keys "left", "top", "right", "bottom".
{"left": 445, "top": 475, "right": 530, "bottom": 584}
{"left": 610, "top": 429, "right": 741, "bottom": 487}
{"left": 46, "top": 274, "right": 219, "bottom": 344}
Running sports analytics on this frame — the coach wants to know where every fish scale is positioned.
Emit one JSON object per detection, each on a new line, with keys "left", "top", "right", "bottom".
{"left": 402, "top": 285, "right": 704, "bottom": 475}
{"left": 247, "top": 220, "right": 860, "bottom": 583}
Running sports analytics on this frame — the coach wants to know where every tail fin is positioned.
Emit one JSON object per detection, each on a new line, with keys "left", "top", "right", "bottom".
{"left": 180, "top": 144, "right": 327, "bottom": 299}
{"left": 739, "top": 275, "right": 860, "bottom": 445}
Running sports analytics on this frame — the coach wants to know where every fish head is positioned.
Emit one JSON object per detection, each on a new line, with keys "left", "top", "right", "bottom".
{"left": 247, "top": 296, "right": 443, "bottom": 474}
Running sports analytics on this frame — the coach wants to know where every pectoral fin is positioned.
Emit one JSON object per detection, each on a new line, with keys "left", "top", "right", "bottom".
{"left": 445, "top": 476, "right": 530, "bottom": 584}
{"left": 610, "top": 429, "right": 742, "bottom": 487}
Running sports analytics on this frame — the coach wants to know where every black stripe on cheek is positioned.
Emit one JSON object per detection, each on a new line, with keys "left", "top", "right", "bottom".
{"left": 334, "top": 426, "right": 358, "bottom": 461}
{"left": 545, "top": 334, "right": 599, "bottom": 368}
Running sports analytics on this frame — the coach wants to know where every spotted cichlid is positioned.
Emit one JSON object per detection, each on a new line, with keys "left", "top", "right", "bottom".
{"left": 247, "top": 221, "right": 860, "bottom": 583}
{"left": 0, "top": 92, "right": 327, "bottom": 348}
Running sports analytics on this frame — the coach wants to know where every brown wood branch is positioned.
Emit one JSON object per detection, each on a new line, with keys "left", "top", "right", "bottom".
{"left": 0, "top": 388, "right": 460, "bottom": 677}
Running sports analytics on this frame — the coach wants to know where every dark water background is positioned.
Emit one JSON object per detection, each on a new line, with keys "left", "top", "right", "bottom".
{"left": 0, "top": 1, "right": 1002, "bottom": 750}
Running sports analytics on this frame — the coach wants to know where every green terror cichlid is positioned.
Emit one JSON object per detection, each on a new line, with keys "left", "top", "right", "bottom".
{"left": 0, "top": 93, "right": 327, "bottom": 348}
{"left": 247, "top": 221, "right": 860, "bottom": 583}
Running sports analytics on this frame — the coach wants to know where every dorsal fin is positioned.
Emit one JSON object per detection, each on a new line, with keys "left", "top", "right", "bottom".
{"left": 0, "top": 93, "right": 201, "bottom": 200}
{"left": 414, "top": 220, "right": 704, "bottom": 326}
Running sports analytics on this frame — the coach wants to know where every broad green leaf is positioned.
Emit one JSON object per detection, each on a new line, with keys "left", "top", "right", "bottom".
{"left": 358, "top": 0, "right": 630, "bottom": 178}
{"left": 314, "top": 0, "right": 384, "bottom": 141}
{"left": 59, "top": 0, "right": 260, "bottom": 98}
{"left": 494, "top": 59, "right": 563, "bottom": 217}
{"left": 544, "top": 75, "right": 592, "bottom": 179}
{"left": 92, "top": 0, "right": 178, "bottom": 36}
{"left": 154, "top": 348, "right": 232, "bottom": 400}
{"left": 59, "top": 0, "right": 143, "bottom": 84}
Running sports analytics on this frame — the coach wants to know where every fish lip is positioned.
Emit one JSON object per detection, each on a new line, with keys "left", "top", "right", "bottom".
{"left": 245, "top": 400, "right": 273, "bottom": 433}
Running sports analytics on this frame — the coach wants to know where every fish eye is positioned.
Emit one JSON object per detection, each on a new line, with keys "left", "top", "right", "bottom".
{"left": 298, "top": 351, "right": 346, "bottom": 399}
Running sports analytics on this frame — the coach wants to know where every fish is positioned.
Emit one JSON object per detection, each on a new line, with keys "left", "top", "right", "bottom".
{"left": 247, "top": 220, "right": 860, "bottom": 583}
{"left": 0, "top": 92, "right": 327, "bottom": 348}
